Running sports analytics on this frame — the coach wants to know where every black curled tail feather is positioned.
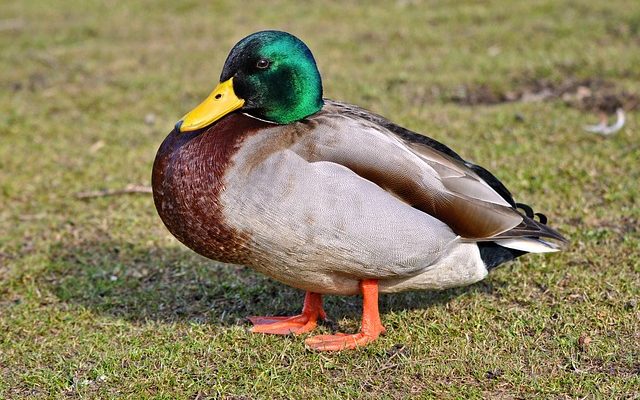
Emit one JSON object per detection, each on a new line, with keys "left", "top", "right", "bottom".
{"left": 516, "top": 203, "right": 550, "bottom": 226}
{"left": 534, "top": 212, "right": 547, "bottom": 224}
{"left": 516, "top": 202, "right": 534, "bottom": 218}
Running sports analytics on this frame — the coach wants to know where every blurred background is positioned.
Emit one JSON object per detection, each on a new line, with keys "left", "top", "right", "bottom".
{"left": 1, "top": 1, "right": 638, "bottom": 398}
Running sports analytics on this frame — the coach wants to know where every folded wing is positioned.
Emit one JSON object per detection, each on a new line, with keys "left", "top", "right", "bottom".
{"left": 300, "top": 101, "right": 566, "bottom": 244}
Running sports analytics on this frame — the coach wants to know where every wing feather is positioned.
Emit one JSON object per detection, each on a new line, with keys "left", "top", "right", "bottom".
{"left": 295, "top": 100, "right": 566, "bottom": 243}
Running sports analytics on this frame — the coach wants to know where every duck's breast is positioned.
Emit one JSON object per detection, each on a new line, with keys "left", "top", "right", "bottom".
{"left": 151, "top": 114, "right": 272, "bottom": 265}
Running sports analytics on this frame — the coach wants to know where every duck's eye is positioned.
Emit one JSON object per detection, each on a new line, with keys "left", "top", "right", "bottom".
{"left": 256, "top": 59, "right": 270, "bottom": 69}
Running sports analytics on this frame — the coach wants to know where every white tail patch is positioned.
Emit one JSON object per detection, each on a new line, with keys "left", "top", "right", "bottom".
{"left": 495, "top": 238, "right": 560, "bottom": 253}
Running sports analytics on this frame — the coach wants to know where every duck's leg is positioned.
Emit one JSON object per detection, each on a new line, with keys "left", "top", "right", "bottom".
{"left": 305, "top": 279, "right": 386, "bottom": 351}
{"left": 248, "top": 291, "right": 326, "bottom": 335}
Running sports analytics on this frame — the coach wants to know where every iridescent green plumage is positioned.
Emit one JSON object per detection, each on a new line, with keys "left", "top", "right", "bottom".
{"left": 221, "top": 31, "right": 323, "bottom": 124}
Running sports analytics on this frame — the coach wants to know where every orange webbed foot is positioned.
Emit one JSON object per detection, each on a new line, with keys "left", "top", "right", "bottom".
{"left": 305, "top": 331, "right": 383, "bottom": 351}
{"left": 305, "top": 279, "right": 386, "bottom": 352}
{"left": 249, "top": 314, "right": 318, "bottom": 335}
{"left": 248, "top": 291, "right": 326, "bottom": 335}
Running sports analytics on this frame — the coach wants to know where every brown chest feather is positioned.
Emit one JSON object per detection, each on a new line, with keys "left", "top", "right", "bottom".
{"left": 151, "top": 114, "right": 271, "bottom": 264}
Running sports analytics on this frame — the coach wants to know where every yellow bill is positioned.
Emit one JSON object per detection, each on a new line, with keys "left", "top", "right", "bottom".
{"left": 177, "top": 78, "right": 245, "bottom": 132}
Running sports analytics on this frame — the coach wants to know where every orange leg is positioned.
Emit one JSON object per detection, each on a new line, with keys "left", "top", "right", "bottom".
{"left": 305, "top": 279, "right": 386, "bottom": 351}
{"left": 248, "top": 291, "right": 326, "bottom": 335}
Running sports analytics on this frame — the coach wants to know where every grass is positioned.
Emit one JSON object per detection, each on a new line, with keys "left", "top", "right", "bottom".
{"left": 1, "top": 0, "right": 639, "bottom": 398}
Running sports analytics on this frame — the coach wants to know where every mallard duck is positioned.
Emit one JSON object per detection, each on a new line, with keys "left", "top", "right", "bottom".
{"left": 152, "top": 30, "right": 566, "bottom": 351}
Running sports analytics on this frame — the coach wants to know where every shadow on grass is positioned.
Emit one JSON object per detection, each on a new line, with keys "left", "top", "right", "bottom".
{"left": 43, "top": 238, "right": 504, "bottom": 327}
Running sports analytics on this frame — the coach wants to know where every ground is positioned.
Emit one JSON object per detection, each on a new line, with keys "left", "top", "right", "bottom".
{"left": 1, "top": 0, "right": 639, "bottom": 398}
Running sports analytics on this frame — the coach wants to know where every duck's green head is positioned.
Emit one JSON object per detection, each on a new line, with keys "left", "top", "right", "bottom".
{"left": 177, "top": 31, "right": 323, "bottom": 131}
